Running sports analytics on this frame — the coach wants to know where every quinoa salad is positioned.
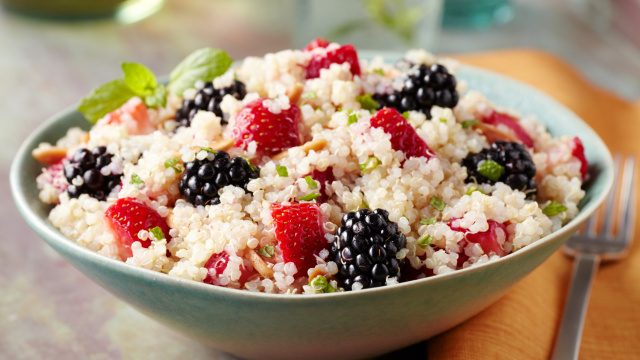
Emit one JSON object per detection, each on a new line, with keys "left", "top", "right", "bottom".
{"left": 32, "top": 40, "right": 589, "bottom": 294}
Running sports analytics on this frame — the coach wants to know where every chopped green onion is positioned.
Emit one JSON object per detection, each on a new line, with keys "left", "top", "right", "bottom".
{"left": 371, "top": 68, "right": 386, "bottom": 75}
{"left": 402, "top": 111, "right": 410, "bottom": 119}
{"left": 164, "top": 157, "right": 184, "bottom": 174}
{"left": 149, "top": 226, "right": 165, "bottom": 241}
{"left": 276, "top": 165, "right": 288, "bottom": 177}
{"left": 439, "top": 117, "right": 448, "bottom": 123}
{"left": 200, "top": 146, "right": 216, "bottom": 154}
{"left": 430, "top": 196, "right": 445, "bottom": 211}
{"left": 347, "top": 112, "right": 358, "bottom": 125}
{"left": 417, "top": 234, "right": 433, "bottom": 248}
{"left": 420, "top": 217, "right": 437, "bottom": 225}
{"left": 301, "top": 91, "right": 317, "bottom": 100}
{"left": 356, "top": 94, "right": 379, "bottom": 111}
{"left": 477, "top": 160, "right": 505, "bottom": 182}
{"left": 542, "top": 201, "right": 568, "bottom": 217}
{"left": 359, "top": 156, "right": 381, "bottom": 174}
{"left": 130, "top": 173, "right": 144, "bottom": 185}
{"left": 465, "top": 185, "right": 484, "bottom": 195}
{"left": 258, "top": 245, "right": 275, "bottom": 258}
{"left": 461, "top": 119, "right": 479, "bottom": 129}
{"left": 299, "top": 193, "right": 321, "bottom": 201}
{"left": 309, "top": 275, "right": 337, "bottom": 293}
{"left": 304, "top": 175, "right": 318, "bottom": 189}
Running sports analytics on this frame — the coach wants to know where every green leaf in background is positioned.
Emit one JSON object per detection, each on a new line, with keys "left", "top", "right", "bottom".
{"left": 77, "top": 79, "right": 137, "bottom": 124}
{"left": 122, "top": 62, "right": 158, "bottom": 95}
{"left": 364, "top": 0, "right": 424, "bottom": 44}
{"left": 169, "top": 48, "right": 233, "bottom": 96}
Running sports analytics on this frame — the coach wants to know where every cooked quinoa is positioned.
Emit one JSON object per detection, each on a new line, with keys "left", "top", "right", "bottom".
{"left": 34, "top": 42, "right": 587, "bottom": 294}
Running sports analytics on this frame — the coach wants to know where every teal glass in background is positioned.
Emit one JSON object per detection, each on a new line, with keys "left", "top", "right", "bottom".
{"left": 443, "top": 0, "right": 512, "bottom": 28}
{"left": 0, "top": 0, "right": 163, "bottom": 23}
{"left": 294, "top": 0, "right": 444, "bottom": 50}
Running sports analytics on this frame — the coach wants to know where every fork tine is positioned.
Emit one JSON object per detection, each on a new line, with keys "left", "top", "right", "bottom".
{"left": 616, "top": 156, "right": 637, "bottom": 243}
{"left": 592, "top": 155, "right": 621, "bottom": 236}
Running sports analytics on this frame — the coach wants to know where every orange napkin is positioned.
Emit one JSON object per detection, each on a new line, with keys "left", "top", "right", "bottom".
{"left": 425, "top": 50, "right": 640, "bottom": 360}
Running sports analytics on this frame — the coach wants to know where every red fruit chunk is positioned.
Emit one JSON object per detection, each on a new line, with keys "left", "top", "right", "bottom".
{"left": 203, "top": 251, "right": 252, "bottom": 286}
{"left": 482, "top": 110, "right": 534, "bottom": 148}
{"left": 304, "top": 38, "right": 330, "bottom": 51}
{"left": 307, "top": 167, "right": 335, "bottom": 203}
{"left": 449, "top": 219, "right": 509, "bottom": 257}
{"left": 571, "top": 136, "right": 588, "bottom": 179}
{"left": 400, "top": 260, "right": 434, "bottom": 282}
{"left": 42, "top": 162, "right": 68, "bottom": 193}
{"left": 370, "top": 107, "right": 434, "bottom": 159}
{"left": 232, "top": 99, "right": 302, "bottom": 156}
{"left": 271, "top": 202, "right": 327, "bottom": 272}
{"left": 105, "top": 197, "right": 171, "bottom": 260}
{"left": 305, "top": 44, "right": 361, "bottom": 79}
{"left": 100, "top": 98, "right": 153, "bottom": 135}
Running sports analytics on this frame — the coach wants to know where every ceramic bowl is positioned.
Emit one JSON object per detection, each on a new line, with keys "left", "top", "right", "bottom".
{"left": 11, "top": 64, "right": 613, "bottom": 360}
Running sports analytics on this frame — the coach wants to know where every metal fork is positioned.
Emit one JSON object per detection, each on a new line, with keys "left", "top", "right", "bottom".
{"left": 551, "top": 155, "right": 637, "bottom": 360}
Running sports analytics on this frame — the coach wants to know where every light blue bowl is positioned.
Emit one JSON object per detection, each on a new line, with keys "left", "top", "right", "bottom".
{"left": 11, "top": 64, "right": 613, "bottom": 360}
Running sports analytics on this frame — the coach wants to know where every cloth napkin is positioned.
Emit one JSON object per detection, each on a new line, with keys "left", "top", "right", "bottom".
{"left": 425, "top": 49, "right": 640, "bottom": 360}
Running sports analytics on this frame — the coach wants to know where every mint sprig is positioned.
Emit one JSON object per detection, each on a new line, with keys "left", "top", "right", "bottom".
{"left": 168, "top": 48, "right": 233, "bottom": 96}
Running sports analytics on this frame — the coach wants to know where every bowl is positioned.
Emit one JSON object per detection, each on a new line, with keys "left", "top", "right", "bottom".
{"left": 11, "top": 63, "right": 613, "bottom": 360}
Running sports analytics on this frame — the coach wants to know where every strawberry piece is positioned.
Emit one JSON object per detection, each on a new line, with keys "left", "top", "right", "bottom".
{"left": 304, "top": 38, "right": 330, "bottom": 51}
{"left": 370, "top": 107, "right": 434, "bottom": 159}
{"left": 481, "top": 110, "right": 534, "bottom": 148}
{"left": 42, "top": 161, "right": 68, "bottom": 193}
{"left": 307, "top": 167, "right": 335, "bottom": 203}
{"left": 271, "top": 202, "right": 327, "bottom": 271}
{"left": 305, "top": 44, "right": 361, "bottom": 79}
{"left": 100, "top": 97, "right": 153, "bottom": 135}
{"left": 400, "top": 260, "right": 434, "bottom": 282}
{"left": 232, "top": 99, "right": 302, "bottom": 156}
{"left": 571, "top": 136, "right": 588, "bottom": 179}
{"left": 449, "top": 219, "right": 509, "bottom": 257}
{"left": 203, "top": 251, "right": 252, "bottom": 286}
{"left": 104, "top": 197, "right": 171, "bottom": 260}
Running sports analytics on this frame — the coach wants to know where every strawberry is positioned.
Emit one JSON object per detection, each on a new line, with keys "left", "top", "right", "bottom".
{"left": 203, "top": 251, "right": 252, "bottom": 286}
{"left": 100, "top": 97, "right": 154, "bottom": 135}
{"left": 304, "top": 38, "right": 330, "bottom": 51}
{"left": 232, "top": 99, "right": 302, "bottom": 156}
{"left": 104, "top": 197, "right": 171, "bottom": 260}
{"left": 370, "top": 107, "right": 434, "bottom": 159}
{"left": 307, "top": 167, "right": 335, "bottom": 203}
{"left": 571, "top": 136, "right": 588, "bottom": 179}
{"left": 481, "top": 110, "right": 534, "bottom": 148}
{"left": 449, "top": 219, "right": 509, "bottom": 257}
{"left": 305, "top": 44, "right": 361, "bottom": 79}
{"left": 271, "top": 202, "right": 327, "bottom": 271}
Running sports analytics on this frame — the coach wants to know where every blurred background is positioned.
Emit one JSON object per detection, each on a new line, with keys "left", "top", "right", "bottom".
{"left": 1, "top": 0, "right": 639, "bottom": 358}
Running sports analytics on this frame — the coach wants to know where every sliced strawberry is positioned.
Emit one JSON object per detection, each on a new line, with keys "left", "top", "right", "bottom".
{"left": 304, "top": 38, "right": 330, "bottom": 51}
{"left": 306, "top": 167, "right": 335, "bottom": 203}
{"left": 571, "top": 136, "right": 588, "bottom": 179}
{"left": 104, "top": 197, "right": 171, "bottom": 260}
{"left": 203, "top": 251, "right": 252, "bottom": 286}
{"left": 449, "top": 219, "right": 509, "bottom": 257}
{"left": 100, "top": 97, "right": 154, "bottom": 135}
{"left": 271, "top": 202, "right": 327, "bottom": 272}
{"left": 232, "top": 98, "right": 302, "bottom": 156}
{"left": 305, "top": 44, "right": 361, "bottom": 79}
{"left": 370, "top": 107, "right": 434, "bottom": 159}
{"left": 481, "top": 110, "right": 534, "bottom": 148}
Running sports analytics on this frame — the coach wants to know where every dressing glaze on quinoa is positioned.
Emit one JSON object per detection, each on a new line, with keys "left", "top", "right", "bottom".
{"left": 33, "top": 40, "right": 588, "bottom": 294}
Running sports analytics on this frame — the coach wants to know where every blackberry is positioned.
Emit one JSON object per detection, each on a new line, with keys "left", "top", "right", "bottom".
{"left": 179, "top": 150, "right": 259, "bottom": 206}
{"left": 331, "top": 208, "right": 406, "bottom": 291}
{"left": 462, "top": 141, "right": 537, "bottom": 195}
{"left": 374, "top": 63, "right": 458, "bottom": 118}
{"left": 175, "top": 80, "right": 247, "bottom": 128}
{"left": 63, "top": 146, "right": 122, "bottom": 201}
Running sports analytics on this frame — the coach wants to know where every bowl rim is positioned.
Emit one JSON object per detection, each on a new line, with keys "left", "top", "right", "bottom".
{"left": 10, "top": 64, "right": 614, "bottom": 302}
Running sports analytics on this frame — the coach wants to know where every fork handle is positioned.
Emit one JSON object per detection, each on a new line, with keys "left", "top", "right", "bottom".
{"left": 551, "top": 254, "right": 600, "bottom": 360}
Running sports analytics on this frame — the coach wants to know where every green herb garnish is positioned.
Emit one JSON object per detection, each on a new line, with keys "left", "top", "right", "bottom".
{"left": 477, "top": 160, "right": 505, "bottom": 182}
{"left": 359, "top": 156, "right": 381, "bottom": 174}
{"left": 130, "top": 173, "right": 144, "bottom": 185}
{"left": 461, "top": 119, "right": 479, "bottom": 129}
{"left": 309, "top": 275, "right": 337, "bottom": 293}
{"left": 439, "top": 117, "right": 448, "bottom": 123}
{"left": 402, "top": 111, "right": 410, "bottom": 119}
{"left": 430, "top": 196, "right": 445, "bottom": 211}
{"left": 299, "top": 193, "right": 321, "bottom": 201}
{"left": 168, "top": 48, "right": 233, "bottom": 96}
{"left": 420, "top": 217, "right": 437, "bottom": 225}
{"left": 164, "top": 157, "right": 184, "bottom": 174}
{"left": 149, "top": 226, "right": 165, "bottom": 241}
{"left": 465, "top": 185, "right": 484, "bottom": 195}
{"left": 356, "top": 94, "right": 380, "bottom": 111}
{"left": 371, "top": 68, "right": 386, "bottom": 76}
{"left": 542, "top": 201, "right": 568, "bottom": 217}
{"left": 347, "top": 112, "right": 359, "bottom": 125}
{"left": 417, "top": 234, "right": 432, "bottom": 248}
{"left": 258, "top": 245, "right": 275, "bottom": 258}
{"left": 276, "top": 165, "right": 289, "bottom": 177}
{"left": 200, "top": 146, "right": 217, "bottom": 154}
{"left": 304, "top": 175, "right": 318, "bottom": 189}
{"left": 301, "top": 91, "right": 317, "bottom": 100}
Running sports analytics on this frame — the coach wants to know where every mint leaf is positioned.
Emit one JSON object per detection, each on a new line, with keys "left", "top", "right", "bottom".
{"left": 77, "top": 79, "right": 137, "bottom": 123}
{"left": 130, "top": 173, "right": 144, "bottom": 185}
{"left": 149, "top": 226, "right": 165, "bottom": 241}
{"left": 347, "top": 112, "right": 358, "bottom": 125}
{"left": 356, "top": 94, "right": 379, "bottom": 111}
{"left": 402, "top": 111, "right": 410, "bottom": 119}
{"left": 417, "top": 234, "right": 432, "bottom": 248}
{"left": 299, "top": 193, "right": 321, "bottom": 201}
{"left": 169, "top": 48, "right": 233, "bottom": 95}
{"left": 122, "top": 62, "right": 157, "bottom": 95}
{"left": 304, "top": 175, "right": 318, "bottom": 189}
{"left": 430, "top": 196, "right": 445, "bottom": 211}
{"left": 309, "top": 275, "right": 336, "bottom": 293}
{"left": 144, "top": 83, "right": 167, "bottom": 108}
{"left": 257, "top": 245, "right": 275, "bottom": 258}
{"left": 276, "top": 165, "right": 288, "bottom": 177}
{"left": 164, "top": 157, "right": 184, "bottom": 174}
{"left": 542, "top": 201, "right": 567, "bottom": 217}
{"left": 478, "top": 160, "right": 505, "bottom": 182}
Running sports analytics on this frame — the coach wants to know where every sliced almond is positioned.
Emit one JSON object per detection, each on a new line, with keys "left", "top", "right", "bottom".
{"left": 249, "top": 249, "right": 274, "bottom": 279}
{"left": 287, "top": 83, "right": 304, "bottom": 105}
{"left": 475, "top": 122, "right": 519, "bottom": 143}
{"left": 273, "top": 138, "right": 328, "bottom": 161}
{"left": 32, "top": 145, "right": 67, "bottom": 165}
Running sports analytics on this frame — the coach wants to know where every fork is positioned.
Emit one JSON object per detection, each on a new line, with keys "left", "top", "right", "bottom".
{"left": 551, "top": 155, "right": 637, "bottom": 360}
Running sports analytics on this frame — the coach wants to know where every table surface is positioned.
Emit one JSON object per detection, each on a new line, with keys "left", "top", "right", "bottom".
{"left": 1, "top": 0, "right": 638, "bottom": 359}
